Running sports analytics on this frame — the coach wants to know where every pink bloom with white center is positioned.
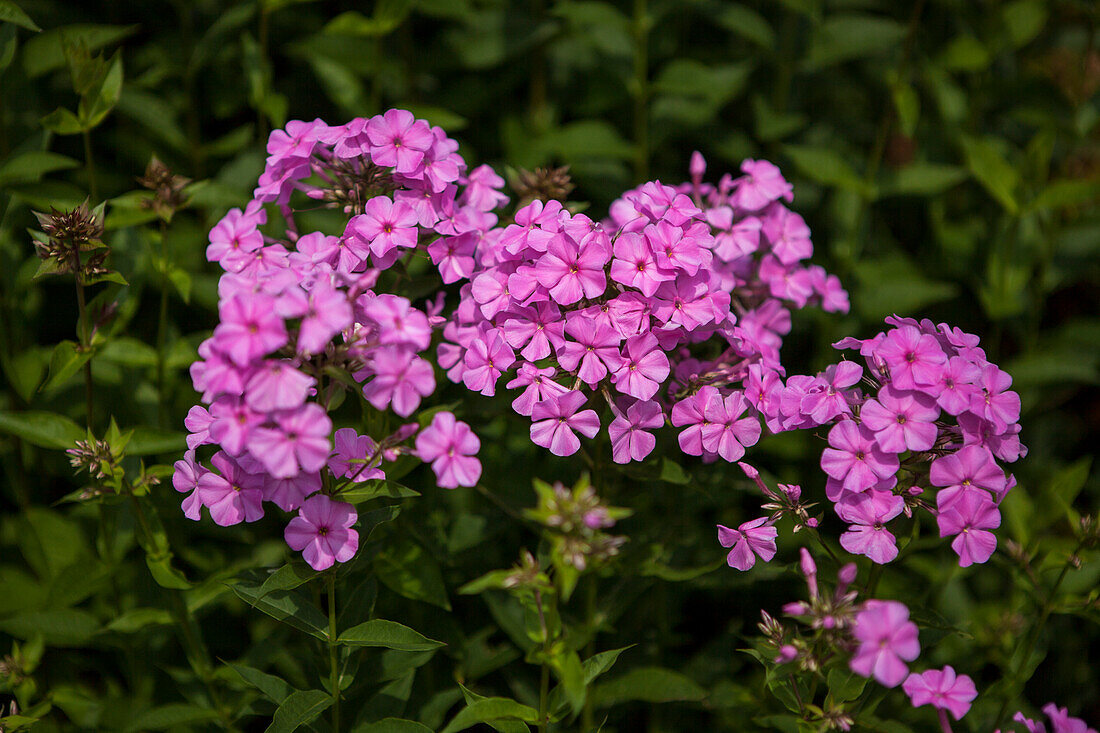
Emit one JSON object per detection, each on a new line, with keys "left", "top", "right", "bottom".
{"left": 859, "top": 384, "right": 940, "bottom": 453}
{"left": 530, "top": 391, "right": 600, "bottom": 456}
{"left": 328, "top": 428, "right": 383, "bottom": 481}
{"left": 608, "top": 399, "right": 663, "bottom": 464}
{"left": 837, "top": 490, "right": 905, "bottom": 564}
{"left": 415, "top": 411, "right": 482, "bottom": 488}
{"left": 247, "top": 403, "right": 333, "bottom": 479}
{"left": 717, "top": 517, "right": 778, "bottom": 571}
{"left": 285, "top": 495, "right": 359, "bottom": 571}
{"left": 213, "top": 293, "right": 288, "bottom": 367}
{"left": 611, "top": 332, "right": 670, "bottom": 400}
{"left": 700, "top": 391, "right": 761, "bottom": 462}
{"left": 365, "top": 108, "right": 434, "bottom": 174}
{"left": 937, "top": 490, "right": 1000, "bottom": 567}
{"left": 902, "top": 666, "right": 977, "bottom": 721}
{"left": 850, "top": 600, "right": 920, "bottom": 687}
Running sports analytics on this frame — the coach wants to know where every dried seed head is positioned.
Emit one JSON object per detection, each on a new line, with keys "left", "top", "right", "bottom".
{"left": 33, "top": 200, "right": 104, "bottom": 251}
{"left": 137, "top": 155, "right": 191, "bottom": 219}
{"left": 513, "top": 165, "right": 575, "bottom": 205}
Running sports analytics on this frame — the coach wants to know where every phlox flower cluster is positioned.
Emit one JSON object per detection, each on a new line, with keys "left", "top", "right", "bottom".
{"left": 749, "top": 315, "right": 1026, "bottom": 568}
{"left": 174, "top": 111, "right": 499, "bottom": 570}
{"left": 440, "top": 155, "right": 847, "bottom": 464}
{"left": 999, "top": 705, "right": 1098, "bottom": 733}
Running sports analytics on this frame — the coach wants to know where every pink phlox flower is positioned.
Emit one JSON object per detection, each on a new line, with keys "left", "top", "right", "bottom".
{"left": 608, "top": 398, "right": 663, "bottom": 463}
{"left": 501, "top": 301, "right": 565, "bottom": 362}
{"left": 713, "top": 215, "right": 761, "bottom": 261}
{"left": 875, "top": 325, "right": 947, "bottom": 390}
{"left": 799, "top": 361, "right": 862, "bottom": 424}
{"left": 298, "top": 279, "right": 352, "bottom": 354}
{"left": 758, "top": 255, "right": 814, "bottom": 307}
{"left": 1042, "top": 704, "right": 1097, "bottom": 733}
{"left": 329, "top": 428, "right": 383, "bottom": 481}
{"left": 285, "top": 495, "right": 359, "bottom": 571}
{"left": 529, "top": 390, "right": 600, "bottom": 456}
{"left": 245, "top": 360, "right": 315, "bottom": 413}
{"left": 207, "top": 205, "right": 265, "bottom": 264}
{"left": 195, "top": 451, "right": 266, "bottom": 526}
{"left": 506, "top": 362, "right": 569, "bottom": 416}
{"left": 361, "top": 347, "right": 436, "bottom": 416}
{"left": 652, "top": 274, "right": 714, "bottom": 330}
{"left": 263, "top": 471, "right": 321, "bottom": 512}
{"left": 929, "top": 356, "right": 982, "bottom": 415}
{"left": 365, "top": 108, "right": 434, "bottom": 174}
{"left": 462, "top": 330, "right": 515, "bottom": 396}
{"left": 731, "top": 159, "right": 793, "bottom": 211}
{"left": 504, "top": 198, "right": 563, "bottom": 255}
{"left": 745, "top": 364, "right": 784, "bottom": 432}
{"left": 608, "top": 230, "right": 672, "bottom": 296}
{"left": 428, "top": 232, "right": 477, "bottom": 284}
{"left": 348, "top": 196, "right": 418, "bottom": 261}
{"left": 930, "top": 445, "right": 1007, "bottom": 509}
{"left": 700, "top": 390, "right": 761, "bottom": 462}
{"left": 837, "top": 490, "right": 904, "bottom": 564}
{"left": 291, "top": 231, "right": 340, "bottom": 269}
{"left": 820, "top": 420, "right": 900, "bottom": 493}
{"left": 557, "top": 319, "right": 623, "bottom": 387}
{"left": 859, "top": 384, "right": 940, "bottom": 453}
{"left": 470, "top": 265, "right": 516, "bottom": 320}
{"left": 850, "top": 599, "right": 920, "bottom": 687}
{"left": 460, "top": 164, "right": 509, "bottom": 212}
{"left": 902, "top": 666, "right": 978, "bottom": 721}
{"left": 415, "top": 411, "right": 482, "bottom": 488}
{"left": 213, "top": 293, "right": 288, "bottom": 367}
{"left": 648, "top": 220, "right": 708, "bottom": 276}
{"left": 807, "top": 265, "right": 849, "bottom": 313}
{"left": 611, "top": 332, "right": 670, "bottom": 400}
{"left": 958, "top": 413, "right": 1027, "bottom": 463}
{"left": 624, "top": 181, "right": 700, "bottom": 226}
{"left": 209, "top": 396, "right": 263, "bottom": 456}
{"left": 1009, "top": 712, "right": 1047, "bottom": 733}
{"left": 361, "top": 294, "right": 432, "bottom": 351}
{"left": 761, "top": 205, "right": 813, "bottom": 265}
{"left": 972, "top": 364, "right": 1021, "bottom": 432}
{"left": 606, "top": 292, "right": 652, "bottom": 338}
{"left": 247, "top": 403, "right": 333, "bottom": 479}
{"left": 172, "top": 450, "right": 208, "bottom": 521}
{"left": 937, "top": 490, "right": 1000, "bottom": 567}
{"left": 184, "top": 405, "right": 214, "bottom": 450}
{"left": 190, "top": 339, "right": 248, "bottom": 402}
{"left": 670, "top": 386, "right": 721, "bottom": 456}
{"left": 535, "top": 233, "right": 608, "bottom": 305}
{"left": 717, "top": 517, "right": 778, "bottom": 571}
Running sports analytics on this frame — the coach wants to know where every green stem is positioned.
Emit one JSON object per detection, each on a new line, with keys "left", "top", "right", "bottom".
{"left": 631, "top": 0, "right": 649, "bottom": 182}
{"left": 581, "top": 576, "right": 596, "bottom": 731}
{"left": 155, "top": 220, "right": 170, "bottom": 428}
{"left": 82, "top": 129, "right": 98, "bottom": 202}
{"left": 538, "top": 663, "right": 549, "bottom": 733}
{"left": 73, "top": 268, "right": 94, "bottom": 430}
{"left": 327, "top": 575, "right": 340, "bottom": 731}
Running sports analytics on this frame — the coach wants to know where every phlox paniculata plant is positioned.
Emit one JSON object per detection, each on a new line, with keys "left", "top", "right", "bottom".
{"left": 174, "top": 110, "right": 503, "bottom": 570}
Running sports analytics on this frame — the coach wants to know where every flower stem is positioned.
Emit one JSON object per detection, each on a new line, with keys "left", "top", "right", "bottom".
{"left": 327, "top": 575, "right": 340, "bottom": 731}
{"left": 82, "top": 129, "right": 97, "bottom": 202}
{"left": 538, "top": 663, "right": 549, "bottom": 733}
{"left": 155, "top": 219, "right": 170, "bottom": 428}
{"left": 73, "top": 268, "right": 93, "bottom": 429}
{"left": 631, "top": 0, "right": 649, "bottom": 182}
{"left": 938, "top": 709, "right": 954, "bottom": 733}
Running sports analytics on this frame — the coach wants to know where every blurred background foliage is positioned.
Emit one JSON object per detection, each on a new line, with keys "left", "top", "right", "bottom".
{"left": 0, "top": 0, "right": 1097, "bottom": 730}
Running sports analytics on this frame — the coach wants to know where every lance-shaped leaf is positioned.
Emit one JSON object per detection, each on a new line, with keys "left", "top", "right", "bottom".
{"left": 337, "top": 619, "right": 444, "bottom": 652}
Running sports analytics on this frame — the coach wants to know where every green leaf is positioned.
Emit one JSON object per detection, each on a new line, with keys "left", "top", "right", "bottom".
{"left": 40, "top": 106, "right": 85, "bottom": 135}
{"left": 99, "top": 337, "right": 158, "bottom": 368}
{"left": 229, "top": 577, "right": 330, "bottom": 640}
{"left": 337, "top": 619, "right": 445, "bottom": 652}
{"left": 127, "top": 428, "right": 186, "bottom": 456}
{"left": 544, "top": 120, "right": 634, "bottom": 162}
{"left": 0, "top": 0, "right": 39, "bottom": 31}
{"left": 106, "top": 608, "right": 172, "bottom": 633}
{"left": 1003, "top": 0, "right": 1047, "bottom": 48}
{"left": 145, "top": 554, "right": 193, "bottom": 590}
{"left": 439, "top": 698, "right": 539, "bottom": 733}
{"left": 167, "top": 266, "right": 192, "bottom": 303}
{"left": 0, "top": 23, "right": 17, "bottom": 71}
{"left": 265, "top": 690, "right": 332, "bottom": 733}
{"left": 0, "top": 609, "right": 99, "bottom": 646}
{"left": 826, "top": 668, "right": 867, "bottom": 702}
{"left": 374, "top": 538, "right": 451, "bottom": 610}
{"left": 22, "top": 23, "right": 137, "bottom": 77}
{"left": 257, "top": 562, "right": 316, "bottom": 597}
{"left": 552, "top": 649, "right": 586, "bottom": 716}
{"left": 0, "top": 151, "right": 79, "bottom": 187}
{"left": 81, "top": 52, "right": 122, "bottom": 129}
{"left": 1028, "top": 178, "right": 1100, "bottom": 213}
{"left": 803, "top": 15, "right": 906, "bottom": 70}
{"left": 959, "top": 135, "right": 1019, "bottom": 213}
{"left": 124, "top": 705, "right": 219, "bottom": 732}
{"left": 940, "top": 35, "right": 991, "bottom": 72}
{"left": 1040, "top": 458, "right": 1093, "bottom": 528}
{"left": 713, "top": 4, "right": 774, "bottom": 49}
{"left": 338, "top": 479, "right": 421, "bottom": 504}
{"left": 0, "top": 409, "right": 84, "bottom": 449}
{"left": 883, "top": 163, "right": 968, "bottom": 196}
{"left": 42, "top": 339, "right": 92, "bottom": 390}
{"left": 353, "top": 719, "right": 433, "bottom": 733}
{"left": 592, "top": 666, "right": 706, "bottom": 707}
{"left": 890, "top": 80, "right": 920, "bottom": 138}
{"left": 323, "top": 2, "right": 412, "bottom": 37}
{"left": 229, "top": 662, "right": 297, "bottom": 704}
{"left": 782, "top": 144, "right": 874, "bottom": 198}
{"left": 851, "top": 254, "right": 958, "bottom": 319}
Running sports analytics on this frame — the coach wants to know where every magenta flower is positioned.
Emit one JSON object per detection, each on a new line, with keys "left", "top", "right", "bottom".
{"left": 208, "top": 397, "right": 263, "bottom": 457}
{"left": 731, "top": 159, "right": 793, "bottom": 211}
{"left": 506, "top": 362, "right": 569, "bottom": 416}
{"left": 428, "top": 232, "right": 477, "bottom": 284}
{"left": 365, "top": 108, "right": 434, "bottom": 174}
{"left": 859, "top": 384, "right": 940, "bottom": 453}
{"left": 937, "top": 490, "right": 1000, "bottom": 567}
{"left": 1041, "top": 704, "right": 1097, "bottom": 733}
{"left": 671, "top": 386, "right": 721, "bottom": 456}
{"left": 930, "top": 356, "right": 982, "bottom": 415}
{"left": 762, "top": 206, "right": 812, "bottom": 265}
{"left": 244, "top": 360, "right": 315, "bottom": 413}
{"left": 716, "top": 518, "right": 778, "bottom": 571}
{"left": 172, "top": 450, "right": 207, "bottom": 521}
{"left": 530, "top": 391, "right": 600, "bottom": 456}
{"left": 263, "top": 471, "right": 321, "bottom": 513}
{"left": 361, "top": 348, "right": 436, "bottom": 417}
{"left": 535, "top": 235, "right": 608, "bottom": 305}
{"left": 930, "top": 444, "right": 1007, "bottom": 509}
{"left": 874, "top": 325, "right": 946, "bottom": 391}
{"left": 850, "top": 600, "right": 920, "bottom": 687}
{"left": 213, "top": 294, "right": 288, "bottom": 367}
{"left": 837, "top": 490, "right": 904, "bottom": 564}
{"left": 462, "top": 330, "right": 515, "bottom": 396}
{"left": 902, "top": 666, "right": 977, "bottom": 721}
{"left": 247, "top": 403, "right": 333, "bottom": 479}
{"left": 799, "top": 361, "right": 862, "bottom": 425}
{"left": 284, "top": 495, "right": 359, "bottom": 571}
{"left": 820, "top": 420, "right": 900, "bottom": 493}
{"left": 611, "top": 332, "right": 670, "bottom": 401}
{"left": 294, "top": 279, "right": 353, "bottom": 354}
{"left": 501, "top": 301, "right": 565, "bottom": 362}
{"left": 972, "top": 364, "right": 1022, "bottom": 432}
{"left": 184, "top": 405, "right": 214, "bottom": 450}
{"left": 609, "top": 230, "right": 672, "bottom": 296}
{"left": 556, "top": 320, "right": 623, "bottom": 387}
{"left": 348, "top": 196, "right": 418, "bottom": 260}
{"left": 328, "top": 428, "right": 383, "bottom": 481}
{"left": 362, "top": 294, "right": 432, "bottom": 351}
{"left": 415, "top": 411, "right": 482, "bottom": 488}
{"left": 195, "top": 452, "right": 266, "bottom": 526}
{"left": 608, "top": 399, "right": 663, "bottom": 464}
{"left": 700, "top": 391, "right": 761, "bottom": 462}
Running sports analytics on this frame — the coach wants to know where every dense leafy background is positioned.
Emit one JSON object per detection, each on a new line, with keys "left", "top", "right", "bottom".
{"left": 0, "top": 0, "right": 1097, "bottom": 730}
